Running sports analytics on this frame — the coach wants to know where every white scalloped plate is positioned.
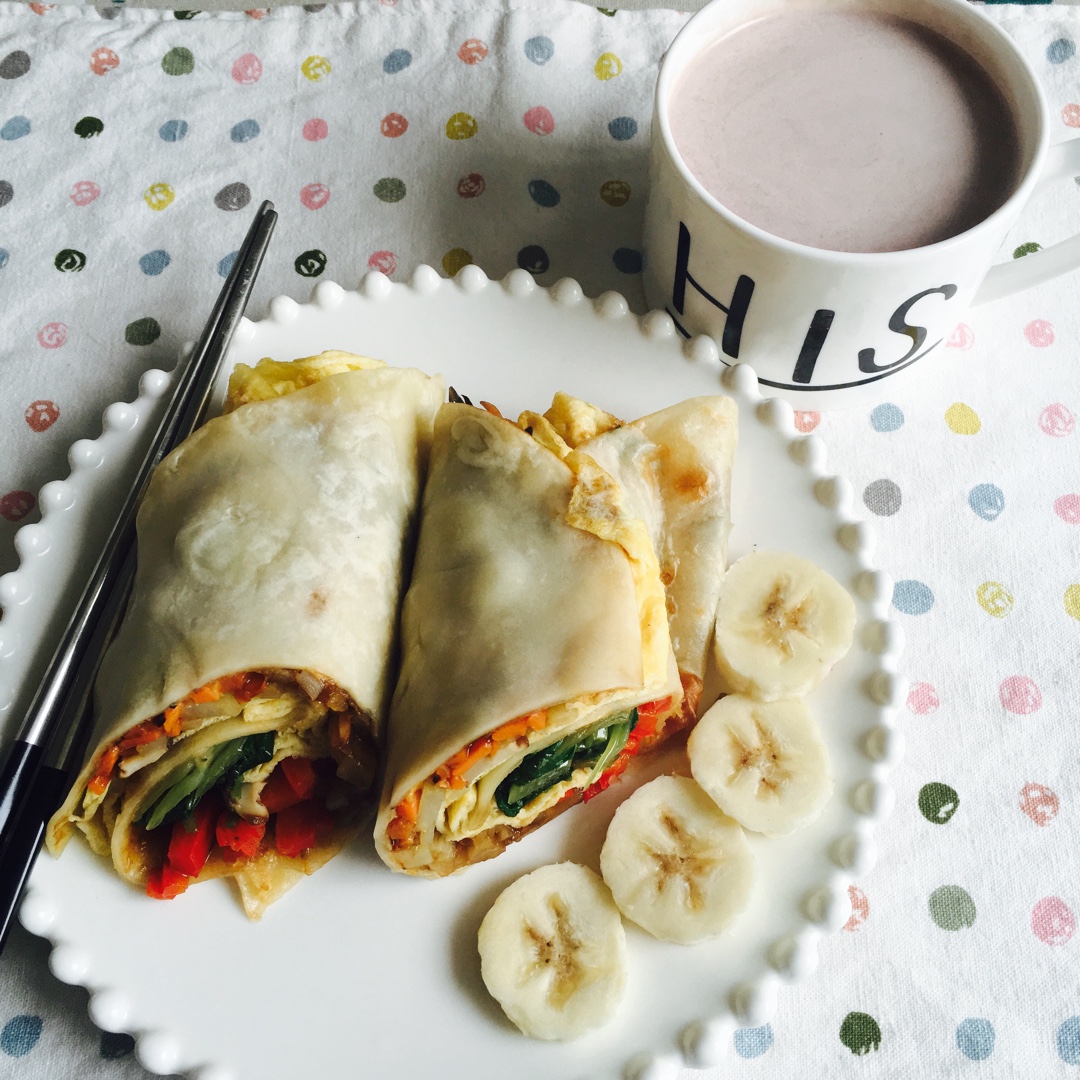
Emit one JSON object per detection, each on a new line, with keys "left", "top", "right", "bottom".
{"left": 4, "top": 267, "right": 903, "bottom": 1080}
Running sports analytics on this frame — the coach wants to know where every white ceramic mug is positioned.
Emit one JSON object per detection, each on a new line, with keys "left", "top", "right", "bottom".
{"left": 642, "top": 0, "right": 1080, "bottom": 406}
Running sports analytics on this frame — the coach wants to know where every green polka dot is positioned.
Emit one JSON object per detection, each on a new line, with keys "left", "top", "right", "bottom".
{"left": 294, "top": 249, "right": 326, "bottom": 277}
{"left": 442, "top": 247, "right": 472, "bottom": 277}
{"left": 54, "top": 249, "right": 86, "bottom": 272}
{"left": 125, "top": 317, "right": 161, "bottom": 346}
{"left": 1013, "top": 242, "right": 1041, "bottom": 258}
{"left": 918, "top": 782, "right": 959, "bottom": 824}
{"left": 840, "top": 1012, "right": 881, "bottom": 1055}
{"left": 162, "top": 47, "right": 195, "bottom": 76}
{"left": 173, "top": 9, "right": 200, "bottom": 17}
{"left": 74, "top": 116, "right": 103, "bottom": 139}
{"left": 373, "top": 177, "right": 406, "bottom": 203}
{"left": 929, "top": 884, "right": 976, "bottom": 930}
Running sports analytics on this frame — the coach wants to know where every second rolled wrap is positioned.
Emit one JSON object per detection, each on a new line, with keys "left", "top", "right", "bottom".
{"left": 375, "top": 403, "right": 686, "bottom": 877}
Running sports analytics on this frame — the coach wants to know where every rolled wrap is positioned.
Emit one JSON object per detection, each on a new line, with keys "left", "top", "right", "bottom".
{"left": 375, "top": 403, "right": 683, "bottom": 877}
{"left": 540, "top": 393, "right": 738, "bottom": 696}
{"left": 48, "top": 353, "right": 444, "bottom": 917}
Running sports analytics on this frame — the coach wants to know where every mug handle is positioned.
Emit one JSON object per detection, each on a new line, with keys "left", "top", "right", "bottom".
{"left": 973, "top": 135, "right": 1080, "bottom": 306}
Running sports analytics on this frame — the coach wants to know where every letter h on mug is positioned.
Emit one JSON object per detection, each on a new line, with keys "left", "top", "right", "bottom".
{"left": 644, "top": 0, "right": 1080, "bottom": 406}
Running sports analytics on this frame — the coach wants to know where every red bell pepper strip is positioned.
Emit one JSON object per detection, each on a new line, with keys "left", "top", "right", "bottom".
{"left": 275, "top": 800, "right": 335, "bottom": 859}
{"left": 215, "top": 811, "right": 266, "bottom": 858}
{"left": 146, "top": 865, "right": 191, "bottom": 900}
{"left": 166, "top": 794, "right": 218, "bottom": 877}
{"left": 259, "top": 763, "right": 304, "bottom": 813}
{"left": 279, "top": 756, "right": 317, "bottom": 800}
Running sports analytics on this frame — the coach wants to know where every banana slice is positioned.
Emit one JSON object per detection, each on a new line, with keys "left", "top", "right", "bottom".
{"left": 477, "top": 862, "right": 628, "bottom": 1041}
{"left": 599, "top": 775, "right": 753, "bottom": 944}
{"left": 688, "top": 694, "right": 832, "bottom": 835}
{"left": 713, "top": 550, "right": 856, "bottom": 700}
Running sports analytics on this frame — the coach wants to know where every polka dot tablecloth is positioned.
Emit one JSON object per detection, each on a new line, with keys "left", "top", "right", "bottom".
{"left": 1, "top": 1, "right": 1079, "bottom": 1077}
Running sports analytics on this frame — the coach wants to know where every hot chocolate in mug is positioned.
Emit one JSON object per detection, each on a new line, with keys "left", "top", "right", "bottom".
{"left": 642, "top": 0, "right": 1080, "bottom": 405}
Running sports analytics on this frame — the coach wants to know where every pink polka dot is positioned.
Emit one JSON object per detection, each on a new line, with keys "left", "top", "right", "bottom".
{"left": 907, "top": 681, "right": 939, "bottom": 714}
{"left": 458, "top": 38, "right": 488, "bottom": 64}
{"left": 1032, "top": 896, "right": 1075, "bottom": 946}
{"left": 244, "top": 7, "right": 268, "bottom": 17}
{"left": 1055, "top": 494, "right": 1080, "bottom": 524}
{"left": 302, "top": 118, "right": 328, "bottom": 142}
{"left": 793, "top": 411, "right": 820, "bottom": 433}
{"left": 231, "top": 52, "right": 263, "bottom": 85}
{"left": 299, "top": 183, "right": 330, "bottom": 210}
{"left": 523, "top": 106, "right": 555, "bottom": 136}
{"left": 1020, "top": 783, "right": 1060, "bottom": 827}
{"left": 946, "top": 322, "right": 974, "bottom": 350}
{"left": 1063, "top": 103, "right": 1080, "bottom": 128}
{"left": 380, "top": 113, "right": 408, "bottom": 138}
{"left": 69, "top": 181, "right": 101, "bottom": 207}
{"left": 1040, "top": 403, "right": 1076, "bottom": 437}
{"left": 368, "top": 250, "right": 397, "bottom": 276}
{"left": 36, "top": 323, "right": 68, "bottom": 350}
{"left": 843, "top": 885, "right": 869, "bottom": 931}
{"left": 1024, "top": 319, "right": 1055, "bottom": 348}
{"left": 999, "top": 675, "right": 1042, "bottom": 715}
{"left": 89, "top": 46, "right": 119, "bottom": 75}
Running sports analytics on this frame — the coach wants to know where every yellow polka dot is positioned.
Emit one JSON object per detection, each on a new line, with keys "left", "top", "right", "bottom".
{"left": 302, "top": 54, "right": 332, "bottom": 81}
{"left": 442, "top": 248, "right": 473, "bottom": 277}
{"left": 143, "top": 182, "right": 175, "bottom": 211}
{"left": 977, "top": 581, "right": 1014, "bottom": 618}
{"left": 1065, "top": 584, "right": 1080, "bottom": 621}
{"left": 945, "top": 402, "right": 981, "bottom": 435}
{"left": 445, "top": 112, "right": 478, "bottom": 140}
{"left": 594, "top": 52, "right": 623, "bottom": 80}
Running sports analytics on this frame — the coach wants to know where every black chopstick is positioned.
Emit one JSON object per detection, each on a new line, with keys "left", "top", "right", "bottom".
{"left": 0, "top": 199, "right": 277, "bottom": 953}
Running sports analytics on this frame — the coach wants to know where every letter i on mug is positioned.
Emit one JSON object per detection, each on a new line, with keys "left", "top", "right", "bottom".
{"left": 643, "top": 0, "right": 1080, "bottom": 405}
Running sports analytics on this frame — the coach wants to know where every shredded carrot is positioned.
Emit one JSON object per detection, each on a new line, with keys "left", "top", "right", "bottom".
{"left": 479, "top": 400, "right": 503, "bottom": 418}
{"left": 490, "top": 708, "right": 548, "bottom": 744}
{"left": 162, "top": 704, "right": 183, "bottom": 737}
{"left": 188, "top": 683, "right": 223, "bottom": 704}
{"left": 87, "top": 746, "right": 120, "bottom": 795}
{"left": 387, "top": 789, "right": 421, "bottom": 847}
{"left": 435, "top": 735, "right": 494, "bottom": 789}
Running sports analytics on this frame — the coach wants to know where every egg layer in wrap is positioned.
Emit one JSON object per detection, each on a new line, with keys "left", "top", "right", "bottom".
{"left": 47, "top": 352, "right": 444, "bottom": 917}
{"left": 375, "top": 403, "right": 687, "bottom": 877}
{"left": 536, "top": 392, "right": 739, "bottom": 700}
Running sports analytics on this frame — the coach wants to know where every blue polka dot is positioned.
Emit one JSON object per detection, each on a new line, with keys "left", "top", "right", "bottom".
{"left": 0, "top": 248, "right": 8, "bottom": 270}
{"left": 230, "top": 119, "right": 260, "bottom": 143}
{"left": 524, "top": 36, "right": 554, "bottom": 65}
{"left": 968, "top": 483, "right": 1005, "bottom": 521}
{"left": 613, "top": 247, "right": 643, "bottom": 273}
{"left": 893, "top": 579, "right": 935, "bottom": 615}
{"left": 871, "top": 403, "right": 904, "bottom": 432}
{"left": 383, "top": 48, "right": 412, "bottom": 74}
{"left": 957, "top": 1018, "right": 995, "bottom": 1060}
{"left": 608, "top": 116, "right": 638, "bottom": 141}
{"left": 0, "top": 116, "right": 31, "bottom": 141}
{"left": 159, "top": 119, "right": 189, "bottom": 142}
{"left": 1059, "top": 1017, "right": 1080, "bottom": 1064}
{"left": 217, "top": 250, "right": 238, "bottom": 278}
{"left": 1, "top": 1016, "right": 43, "bottom": 1057}
{"left": 139, "top": 249, "right": 171, "bottom": 276}
{"left": 1047, "top": 38, "right": 1075, "bottom": 65}
{"left": 527, "top": 179, "right": 560, "bottom": 208}
{"left": 734, "top": 1024, "right": 774, "bottom": 1058}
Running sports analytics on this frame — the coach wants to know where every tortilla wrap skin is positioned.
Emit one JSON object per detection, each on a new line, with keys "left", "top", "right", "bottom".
{"left": 552, "top": 394, "right": 738, "bottom": 685}
{"left": 48, "top": 364, "right": 443, "bottom": 913}
{"left": 375, "top": 404, "right": 675, "bottom": 876}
